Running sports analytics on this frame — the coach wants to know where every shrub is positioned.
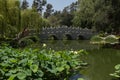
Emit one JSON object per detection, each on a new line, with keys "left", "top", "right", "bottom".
{"left": 105, "top": 35, "right": 119, "bottom": 44}
{"left": 90, "top": 35, "right": 104, "bottom": 44}
{"left": 10, "top": 35, "right": 39, "bottom": 48}
{"left": 90, "top": 35, "right": 119, "bottom": 45}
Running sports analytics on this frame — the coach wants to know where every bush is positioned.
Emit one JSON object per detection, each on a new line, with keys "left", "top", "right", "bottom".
{"left": 105, "top": 35, "right": 119, "bottom": 44}
{"left": 9, "top": 35, "right": 39, "bottom": 48}
{"left": 90, "top": 35, "right": 104, "bottom": 44}
{"left": 0, "top": 46, "right": 87, "bottom": 80}
{"left": 90, "top": 35, "right": 119, "bottom": 45}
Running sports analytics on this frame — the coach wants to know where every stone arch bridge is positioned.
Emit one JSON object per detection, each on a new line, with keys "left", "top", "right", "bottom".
{"left": 38, "top": 26, "right": 96, "bottom": 40}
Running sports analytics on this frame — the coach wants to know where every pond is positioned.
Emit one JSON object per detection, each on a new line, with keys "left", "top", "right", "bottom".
{"left": 29, "top": 40, "right": 120, "bottom": 80}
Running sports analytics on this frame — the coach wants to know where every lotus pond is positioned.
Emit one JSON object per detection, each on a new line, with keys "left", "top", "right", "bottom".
{"left": 0, "top": 45, "right": 87, "bottom": 80}
{"left": 29, "top": 40, "right": 120, "bottom": 80}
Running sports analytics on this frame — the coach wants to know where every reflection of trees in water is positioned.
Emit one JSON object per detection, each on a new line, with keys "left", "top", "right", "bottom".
{"left": 77, "top": 40, "right": 87, "bottom": 44}
{"left": 48, "top": 40, "right": 58, "bottom": 44}
{"left": 48, "top": 35, "right": 58, "bottom": 40}
{"left": 43, "top": 40, "right": 99, "bottom": 50}
{"left": 63, "top": 40, "right": 72, "bottom": 45}
{"left": 83, "top": 49, "right": 120, "bottom": 80}
{"left": 63, "top": 34, "right": 73, "bottom": 40}
{"left": 77, "top": 35, "right": 85, "bottom": 40}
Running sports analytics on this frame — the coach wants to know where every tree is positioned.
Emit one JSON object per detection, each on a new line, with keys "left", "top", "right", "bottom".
{"left": 43, "top": 1, "right": 78, "bottom": 27}
{"left": 69, "top": 2, "right": 78, "bottom": 13}
{"left": 32, "top": 0, "right": 47, "bottom": 14}
{"left": 59, "top": 1, "right": 78, "bottom": 26}
{"left": 59, "top": 3, "right": 77, "bottom": 27}
{"left": 0, "top": 0, "right": 7, "bottom": 38}
{"left": 21, "top": 9, "right": 50, "bottom": 30}
{"left": 48, "top": 11, "right": 61, "bottom": 26}
{"left": 73, "top": 0, "right": 120, "bottom": 33}
{"left": 47, "top": 15, "right": 60, "bottom": 26}
{"left": 21, "top": 9, "right": 42, "bottom": 30}
{"left": 73, "top": 0, "right": 95, "bottom": 28}
{"left": 60, "top": 12, "right": 73, "bottom": 27}
{"left": 0, "top": 0, "right": 21, "bottom": 38}
{"left": 0, "top": 15, "right": 6, "bottom": 38}
{"left": 110, "top": 0, "right": 120, "bottom": 33}
{"left": 7, "top": 0, "right": 21, "bottom": 37}
{"left": 21, "top": 0, "right": 29, "bottom": 10}
{"left": 44, "top": 3, "right": 54, "bottom": 18}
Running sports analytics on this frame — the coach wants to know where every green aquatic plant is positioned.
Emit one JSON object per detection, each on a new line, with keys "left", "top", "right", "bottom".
{"left": 77, "top": 78, "right": 85, "bottom": 80}
{"left": 110, "top": 64, "right": 120, "bottom": 79}
{"left": 0, "top": 46, "right": 87, "bottom": 80}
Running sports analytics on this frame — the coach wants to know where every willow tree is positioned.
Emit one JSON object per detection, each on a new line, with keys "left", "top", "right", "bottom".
{"left": 0, "top": 0, "right": 8, "bottom": 38}
{"left": 21, "top": 9, "right": 43, "bottom": 30}
{"left": 0, "top": 0, "right": 20, "bottom": 38}
{"left": 7, "top": 0, "right": 21, "bottom": 37}
{"left": 0, "top": 15, "right": 6, "bottom": 38}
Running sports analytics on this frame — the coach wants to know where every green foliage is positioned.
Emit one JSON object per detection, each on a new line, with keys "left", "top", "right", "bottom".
{"left": 32, "top": 0, "right": 47, "bottom": 14}
{"left": 47, "top": 1, "right": 77, "bottom": 27}
{"left": 77, "top": 78, "right": 85, "bottom": 80}
{"left": 0, "top": 0, "right": 49, "bottom": 40}
{"left": 110, "top": 64, "right": 120, "bottom": 78}
{"left": 73, "top": 0, "right": 94, "bottom": 28}
{"left": 90, "top": 35, "right": 104, "bottom": 44}
{"left": 41, "top": 18, "right": 50, "bottom": 27}
{"left": 18, "top": 36, "right": 34, "bottom": 47}
{"left": 73, "top": 0, "right": 120, "bottom": 33}
{"left": 0, "top": 14, "right": 6, "bottom": 38}
{"left": 105, "top": 35, "right": 119, "bottom": 44}
{"left": 21, "top": 0, "right": 29, "bottom": 10}
{"left": 0, "top": 46, "right": 87, "bottom": 80}
{"left": 47, "top": 15, "right": 60, "bottom": 26}
{"left": 0, "top": 0, "right": 20, "bottom": 38}
{"left": 21, "top": 9, "right": 43, "bottom": 30}
{"left": 44, "top": 3, "right": 53, "bottom": 18}
{"left": 11, "top": 35, "right": 39, "bottom": 48}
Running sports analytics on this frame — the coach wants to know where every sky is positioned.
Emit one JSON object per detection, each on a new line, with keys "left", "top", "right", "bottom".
{"left": 21, "top": 0, "right": 77, "bottom": 11}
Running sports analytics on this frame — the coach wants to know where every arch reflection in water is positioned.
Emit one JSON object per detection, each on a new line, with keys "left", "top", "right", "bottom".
{"left": 48, "top": 34, "right": 58, "bottom": 40}
{"left": 77, "top": 35, "right": 85, "bottom": 40}
{"left": 63, "top": 34, "right": 73, "bottom": 40}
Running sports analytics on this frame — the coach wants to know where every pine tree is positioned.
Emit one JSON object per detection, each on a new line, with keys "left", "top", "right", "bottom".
{"left": 44, "top": 3, "right": 53, "bottom": 18}
{"left": 21, "top": 0, "right": 29, "bottom": 10}
{"left": 32, "top": 0, "right": 46, "bottom": 14}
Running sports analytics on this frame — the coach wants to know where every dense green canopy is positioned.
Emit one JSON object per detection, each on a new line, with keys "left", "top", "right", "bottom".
{"left": 73, "top": 0, "right": 120, "bottom": 33}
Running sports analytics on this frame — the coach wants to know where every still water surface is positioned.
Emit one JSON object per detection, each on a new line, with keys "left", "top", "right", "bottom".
{"left": 30, "top": 40, "right": 120, "bottom": 80}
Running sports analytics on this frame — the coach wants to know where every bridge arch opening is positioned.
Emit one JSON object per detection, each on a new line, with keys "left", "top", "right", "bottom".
{"left": 77, "top": 35, "right": 85, "bottom": 40}
{"left": 48, "top": 35, "right": 58, "bottom": 40}
{"left": 63, "top": 34, "right": 73, "bottom": 40}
